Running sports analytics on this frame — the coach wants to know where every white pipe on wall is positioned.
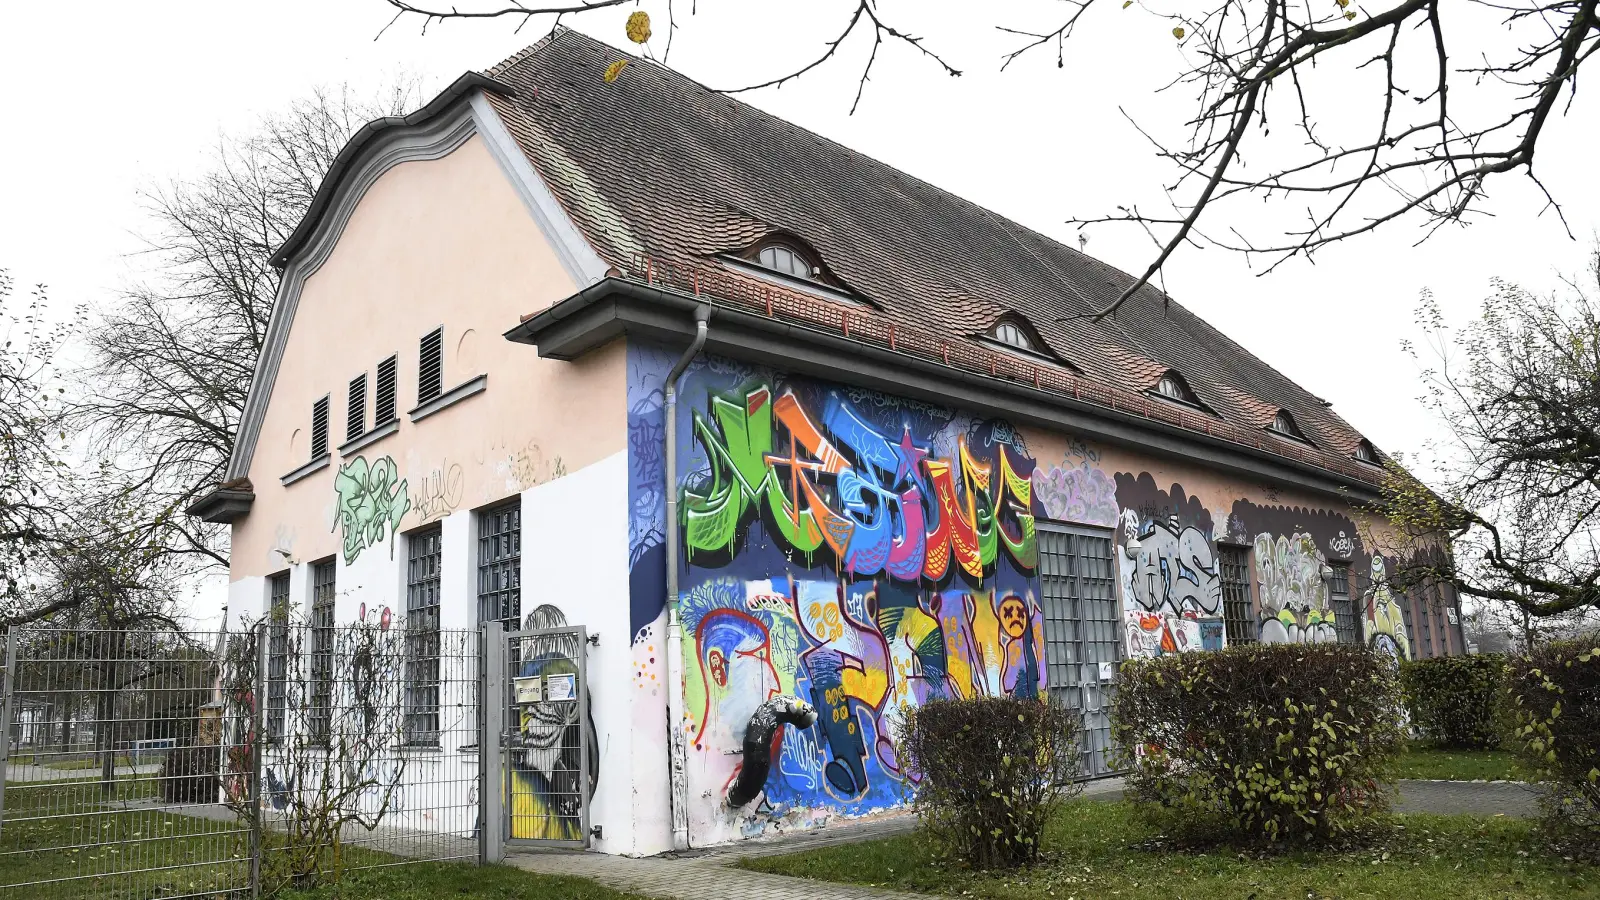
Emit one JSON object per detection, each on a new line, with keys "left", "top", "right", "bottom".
{"left": 663, "top": 304, "right": 709, "bottom": 851}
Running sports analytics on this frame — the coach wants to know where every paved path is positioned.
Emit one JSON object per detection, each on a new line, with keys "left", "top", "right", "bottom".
{"left": 507, "top": 777, "right": 1538, "bottom": 900}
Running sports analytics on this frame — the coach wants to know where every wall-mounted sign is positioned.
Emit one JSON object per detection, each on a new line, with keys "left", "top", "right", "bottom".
{"left": 514, "top": 676, "right": 542, "bottom": 705}
{"left": 1446, "top": 608, "right": 1459, "bottom": 625}
{"left": 544, "top": 673, "right": 576, "bottom": 702}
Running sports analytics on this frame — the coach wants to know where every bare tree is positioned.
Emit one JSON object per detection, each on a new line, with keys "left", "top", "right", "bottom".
{"left": 0, "top": 269, "right": 77, "bottom": 618}
{"left": 376, "top": 1, "right": 1596, "bottom": 317}
{"left": 1380, "top": 244, "right": 1600, "bottom": 618}
{"left": 74, "top": 84, "right": 418, "bottom": 571}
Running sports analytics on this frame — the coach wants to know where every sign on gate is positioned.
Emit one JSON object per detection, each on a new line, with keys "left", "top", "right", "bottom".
{"left": 501, "top": 624, "right": 592, "bottom": 849}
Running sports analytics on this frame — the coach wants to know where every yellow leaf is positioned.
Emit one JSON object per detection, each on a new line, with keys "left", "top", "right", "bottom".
{"left": 1344, "top": 9, "right": 1356, "bottom": 19}
{"left": 603, "top": 59, "right": 629, "bottom": 83}
{"left": 1172, "top": 26, "right": 1186, "bottom": 39}
{"left": 626, "top": 10, "right": 652, "bottom": 44}
{"left": 1123, "top": 0, "right": 1133, "bottom": 6}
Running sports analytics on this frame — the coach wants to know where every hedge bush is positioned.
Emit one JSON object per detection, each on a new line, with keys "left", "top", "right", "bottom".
{"left": 1504, "top": 637, "right": 1600, "bottom": 852}
{"left": 1401, "top": 653, "right": 1505, "bottom": 748}
{"left": 900, "top": 697, "right": 1082, "bottom": 868}
{"left": 1111, "top": 643, "right": 1403, "bottom": 845}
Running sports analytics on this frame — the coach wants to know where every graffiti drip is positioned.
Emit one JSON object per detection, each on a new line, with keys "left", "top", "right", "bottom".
{"left": 726, "top": 695, "right": 820, "bottom": 808}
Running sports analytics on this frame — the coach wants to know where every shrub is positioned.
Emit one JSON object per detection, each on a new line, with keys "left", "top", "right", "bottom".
{"left": 1504, "top": 637, "right": 1600, "bottom": 853}
{"left": 1111, "top": 643, "right": 1403, "bottom": 845}
{"left": 900, "top": 697, "right": 1082, "bottom": 868}
{"left": 1401, "top": 654, "right": 1505, "bottom": 748}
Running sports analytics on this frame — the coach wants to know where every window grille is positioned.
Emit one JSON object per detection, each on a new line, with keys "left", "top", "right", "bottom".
{"left": 406, "top": 526, "right": 443, "bottom": 745}
{"left": 310, "top": 560, "right": 336, "bottom": 745}
{"left": 1219, "top": 545, "right": 1255, "bottom": 646}
{"left": 375, "top": 355, "right": 398, "bottom": 423}
{"left": 347, "top": 373, "right": 367, "bottom": 442}
{"left": 1329, "top": 563, "right": 1357, "bottom": 645}
{"left": 418, "top": 328, "right": 444, "bottom": 404}
{"left": 266, "top": 572, "right": 290, "bottom": 743}
{"left": 477, "top": 501, "right": 521, "bottom": 626}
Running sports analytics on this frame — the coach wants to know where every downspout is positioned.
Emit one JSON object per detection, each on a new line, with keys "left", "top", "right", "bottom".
{"left": 664, "top": 303, "right": 710, "bottom": 851}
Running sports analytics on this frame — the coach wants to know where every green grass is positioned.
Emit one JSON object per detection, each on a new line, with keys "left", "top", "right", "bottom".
{"left": 741, "top": 801, "right": 1594, "bottom": 900}
{"left": 282, "top": 861, "right": 647, "bottom": 899}
{"left": 1399, "top": 743, "right": 1520, "bottom": 781}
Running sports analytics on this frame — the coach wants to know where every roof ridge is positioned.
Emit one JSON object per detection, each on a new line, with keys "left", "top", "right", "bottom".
{"left": 482, "top": 25, "right": 569, "bottom": 79}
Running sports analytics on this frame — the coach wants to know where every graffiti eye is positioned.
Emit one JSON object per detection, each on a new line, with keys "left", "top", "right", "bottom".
{"left": 708, "top": 650, "right": 727, "bottom": 687}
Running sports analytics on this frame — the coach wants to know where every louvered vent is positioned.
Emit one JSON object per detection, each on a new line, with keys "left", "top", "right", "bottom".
{"left": 311, "top": 396, "right": 329, "bottom": 458}
{"left": 375, "top": 355, "right": 398, "bottom": 423}
{"left": 347, "top": 373, "right": 367, "bottom": 442}
{"left": 418, "top": 328, "right": 443, "bottom": 404}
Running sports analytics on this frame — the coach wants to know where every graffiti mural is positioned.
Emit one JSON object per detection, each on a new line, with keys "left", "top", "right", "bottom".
{"left": 332, "top": 456, "right": 410, "bottom": 565}
{"left": 1033, "top": 460, "right": 1119, "bottom": 528}
{"left": 1119, "top": 510, "right": 1224, "bottom": 656}
{"left": 508, "top": 604, "right": 598, "bottom": 841}
{"left": 664, "top": 362, "right": 1047, "bottom": 835}
{"left": 1362, "top": 556, "right": 1410, "bottom": 661}
{"left": 1111, "top": 476, "right": 1222, "bottom": 657}
{"left": 1254, "top": 532, "right": 1337, "bottom": 643}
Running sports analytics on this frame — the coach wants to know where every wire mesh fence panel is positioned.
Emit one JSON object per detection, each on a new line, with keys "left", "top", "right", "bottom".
{"left": 249, "top": 621, "right": 481, "bottom": 892}
{"left": 0, "top": 627, "right": 253, "bottom": 900}
{"left": 1, "top": 621, "right": 482, "bottom": 900}
{"left": 504, "top": 625, "right": 589, "bottom": 848}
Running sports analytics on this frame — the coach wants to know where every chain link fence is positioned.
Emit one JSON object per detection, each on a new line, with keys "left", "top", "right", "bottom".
{"left": 0, "top": 620, "right": 483, "bottom": 899}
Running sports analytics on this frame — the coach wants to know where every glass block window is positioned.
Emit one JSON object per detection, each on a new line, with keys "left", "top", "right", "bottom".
{"left": 310, "top": 560, "right": 336, "bottom": 745}
{"left": 1329, "top": 562, "right": 1357, "bottom": 645}
{"left": 406, "top": 526, "right": 443, "bottom": 745}
{"left": 1219, "top": 545, "right": 1255, "bottom": 646}
{"left": 266, "top": 572, "right": 290, "bottom": 744}
{"left": 477, "top": 501, "right": 521, "bottom": 627}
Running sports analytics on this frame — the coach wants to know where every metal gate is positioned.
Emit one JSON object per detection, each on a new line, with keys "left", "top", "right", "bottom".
{"left": 1038, "top": 523, "right": 1124, "bottom": 778}
{"left": 497, "top": 623, "right": 592, "bottom": 849}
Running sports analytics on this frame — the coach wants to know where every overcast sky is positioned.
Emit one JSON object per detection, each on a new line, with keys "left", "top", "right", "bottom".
{"left": 3, "top": 2, "right": 1596, "bottom": 620}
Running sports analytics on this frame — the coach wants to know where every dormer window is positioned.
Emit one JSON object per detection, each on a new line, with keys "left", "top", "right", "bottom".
{"left": 1354, "top": 440, "right": 1380, "bottom": 465}
{"left": 1152, "top": 370, "right": 1201, "bottom": 406}
{"left": 756, "top": 243, "right": 817, "bottom": 280}
{"left": 1268, "top": 410, "right": 1310, "bottom": 442}
{"left": 992, "top": 321, "right": 1036, "bottom": 352}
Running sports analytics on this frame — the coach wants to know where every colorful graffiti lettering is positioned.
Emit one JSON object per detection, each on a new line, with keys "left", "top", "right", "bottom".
{"left": 332, "top": 456, "right": 410, "bottom": 565}
{"left": 1118, "top": 510, "right": 1223, "bottom": 657}
{"left": 1363, "top": 556, "right": 1411, "bottom": 661}
{"left": 681, "top": 386, "right": 1039, "bottom": 581}
{"left": 1254, "top": 532, "right": 1336, "bottom": 644}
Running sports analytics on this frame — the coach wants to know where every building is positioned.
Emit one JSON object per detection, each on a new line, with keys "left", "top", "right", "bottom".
{"left": 189, "top": 28, "right": 1464, "bottom": 857}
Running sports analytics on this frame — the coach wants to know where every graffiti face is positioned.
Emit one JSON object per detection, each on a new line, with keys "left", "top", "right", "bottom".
{"left": 509, "top": 604, "right": 597, "bottom": 841}
{"left": 1363, "top": 556, "right": 1410, "bottom": 661}
{"left": 998, "top": 596, "right": 1029, "bottom": 639}
{"left": 1254, "top": 532, "right": 1336, "bottom": 644}
{"left": 332, "top": 455, "right": 410, "bottom": 565}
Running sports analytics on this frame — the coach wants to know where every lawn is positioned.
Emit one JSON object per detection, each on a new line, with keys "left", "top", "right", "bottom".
{"left": 742, "top": 801, "right": 1594, "bottom": 900}
{"left": 1398, "top": 743, "right": 1519, "bottom": 781}
{"left": 282, "top": 862, "right": 646, "bottom": 899}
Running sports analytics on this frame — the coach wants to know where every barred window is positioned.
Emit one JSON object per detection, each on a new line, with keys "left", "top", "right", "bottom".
{"left": 477, "top": 501, "right": 521, "bottom": 626}
{"left": 406, "top": 526, "right": 443, "bottom": 745}
{"left": 266, "top": 572, "right": 290, "bottom": 744}
{"left": 1219, "top": 545, "right": 1255, "bottom": 646}
{"left": 309, "top": 560, "right": 336, "bottom": 746}
{"left": 1329, "top": 562, "right": 1357, "bottom": 645}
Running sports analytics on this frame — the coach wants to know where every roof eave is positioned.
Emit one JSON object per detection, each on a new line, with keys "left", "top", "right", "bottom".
{"left": 506, "top": 278, "right": 1385, "bottom": 503}
{"left": 185, "top": 487, "right": 255, "bottom": 525}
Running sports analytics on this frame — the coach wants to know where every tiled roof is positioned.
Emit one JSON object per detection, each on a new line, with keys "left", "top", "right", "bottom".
{"left": 485, "top": 29, "right": 1381, "bottom": 478}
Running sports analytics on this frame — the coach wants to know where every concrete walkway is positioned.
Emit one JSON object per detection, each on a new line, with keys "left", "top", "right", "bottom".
{"left": 507, "top": 777, "right": 1539, "bottom": 900}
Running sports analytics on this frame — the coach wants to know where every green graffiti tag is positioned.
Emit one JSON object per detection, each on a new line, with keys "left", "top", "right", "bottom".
{"left": 333, "top": 456, "right": 411, "bottom": 565}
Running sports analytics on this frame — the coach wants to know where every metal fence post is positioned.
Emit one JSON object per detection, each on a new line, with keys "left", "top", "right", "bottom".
{"left": 0, "top": 628, "right": 17, "bottom": 840}
{"left": 251, "top": 622, "right": 267, "bottom": 899}
{"left": 480, "top": 621, "right": 505, "bottom": 865}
